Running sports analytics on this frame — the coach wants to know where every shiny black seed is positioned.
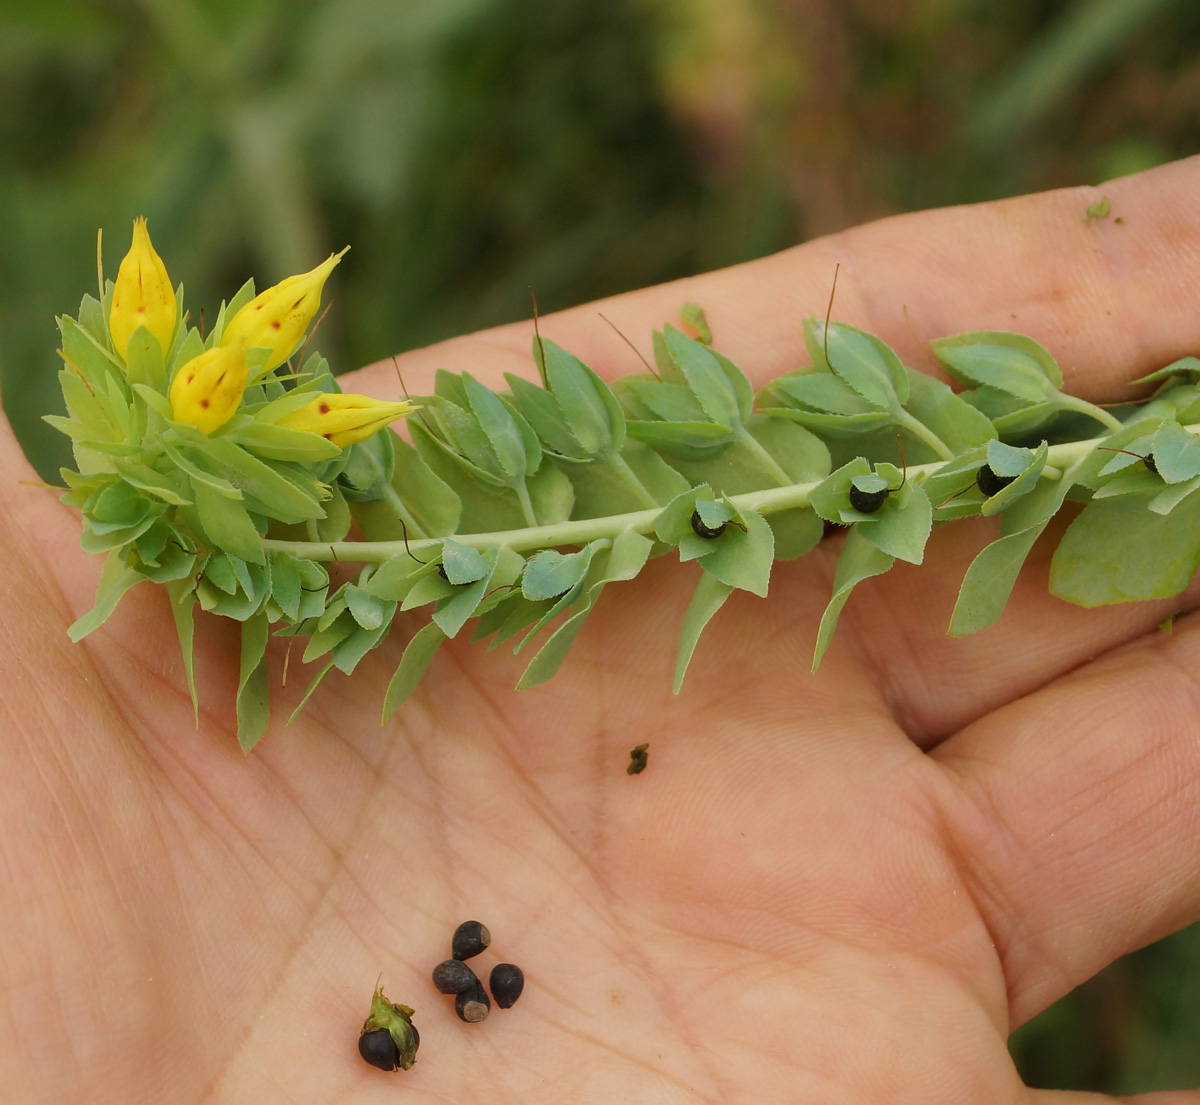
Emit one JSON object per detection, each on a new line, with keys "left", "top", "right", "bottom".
{"left": 975, "top": 464, "right": 1016, "bottom": 497}
{"left": 489, "top": 963, "right": 525, "bottom": 1009}
{"left": 455, "top": 978, "right": 491, "bottom": 1023}
{"left": 432, "top": 959, "right": 479, "bottom": 995}
{"left": 848, "top": 485, "right": 888, "bottom": 514}
{"left": 358, "top": 1027, "right": 401, "bottom": 1072}
{"left": 627, "top": 743, "right": 649, "bottom": 775}
{"left": 690, "top": 509, "right": 726, "bottom": 539}
{"left": 452, "top": 920, "right": 492, "bottom": 961}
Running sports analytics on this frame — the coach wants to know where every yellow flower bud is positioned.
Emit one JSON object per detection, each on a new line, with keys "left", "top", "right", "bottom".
{"left": 276, "top": 393, "right": 417, "bottom": 448}
{"left": 170, "top": 340, "right": 249, "bottom": 435}
{"left": 109, "top": 217, "right": 177, "bottom": 358}
{"left": 221, "top": 247, "right": 349, "bottom": 371}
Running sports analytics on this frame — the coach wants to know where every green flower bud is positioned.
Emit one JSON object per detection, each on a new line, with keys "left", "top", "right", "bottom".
{"left": 359, "top": 979, "right": 419, "bottom": 1072}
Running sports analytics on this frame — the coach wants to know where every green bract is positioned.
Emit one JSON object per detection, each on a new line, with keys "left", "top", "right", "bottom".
{"left": 49, "top": 265, "right": 1200, "bottom": 752}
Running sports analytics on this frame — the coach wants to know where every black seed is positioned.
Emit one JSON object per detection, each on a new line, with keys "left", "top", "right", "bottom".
{"left": 432, "top": 959, "right": 479, "bottom": 995}
{"left": 976, "top": 464, "right": 1016, "bottom": 497}
{"left": 689, "top": 509, "right": 726, "bottom": 539}
{"left": 627, "top": 743, "right": 649, "bottom": 775}
{"left": 489, "top": 963, "right": 525, "bottom": 1009}
{"left": 848, "top": 485, "right": 888, "bottom": 513}
{"left": 455, "top": 978, "right": 491, "bottom": 1023}
{"left": 358, "top": 1027, "right": 401, "bottom": 1072}
{"left": 452, "top": 920, "right": 492, "bottom": 961}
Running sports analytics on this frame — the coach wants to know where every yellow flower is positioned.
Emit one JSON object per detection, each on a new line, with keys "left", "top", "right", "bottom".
{"left": 221, "top": 246, "right": 349, "bottom": 371}
{"left": 170, "top": 340, "right": 249, "bottom": 435}
{"left": 276, "top": 393, "right": 417, "bottom": 448}
{"left": 109, "top": 217, "right": 177, "bottom": 358}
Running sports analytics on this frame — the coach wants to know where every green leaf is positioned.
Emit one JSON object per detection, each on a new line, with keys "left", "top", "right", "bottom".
{"left": 345, "top": 584, "right": 392, "bottom": 630}
{"left": 124, "top": 327, "right": 166, "bottom": 392}
{"left": 165, "top": 577, "right": 199, "bottom": 724}
{"left": 623, "top": 418, "right": 734, "bottom": 458}
{"left": 1151, "top": 421, "right": 1200, "bottom": 484}
{"left": 1050, "top": 489, "right": 1200, "bottom": 606}
{"left": 188, "top": 437, "right": 324, "bottom": 525}
{"left": 949, "top": 523, "right": 1048, "bottom": 636}
{"left": 901, "top": 370, "right": 996, "bottom": 455}
{"left": 333, "top": 605, "right": 397, "bottom": 674}
{"left": 67, "top": 554, "right": 143, "bottom": 641}
{"left": 236, "top": 614, "right": 271, "bottom": 753}
{"left": 808, "top": 458, "right": 872, "bottom": 523}
{"left": 533, "top": 338, "right": 626, "bottom": 455}
{"left": 979, "top": 441, "right": 1047, "bottom": 516}
{"left": 383, "top": 622, "right": 447, "bottom": 721}
{"left": 193, "top": 481, "right": 264, "bottom": 564}
{"left": 673, "top": 572, "right": 735, "bottom": 692}
{"left": 268, "top": 554, "right": 303, "bottom": 620}
{"left": 771, "top": 371, "right": 882, "bottom": 416}
{"left": 813, "top": 528, "right": 895, "bottom": 669}
{"left": 931, "top": 331, "right": 1063, "bottom": 398}
{"left": 654, "top": 484, "right": 713, "bottom": 544}
{"left": 523, "top": 549, "right": 588, "bottom": 600}
{"left": 663, "top": 325, "right": 742, "bottom": 426}
{"left": 696, "top": 506, "right": 775, "bottom": 596}
{"left": 440, "top": 537, "right": 489, "bottom": 584}
{"left": 433, "top": 548, "right": 501, "bottom": 638}
{"left": 227, "top": 421, "right": 341, "bottom": 463}
{"left": 806, "top": 319, "right": 910, "bottom": 407}
{"left": 767, "top": 508, "right": 824, "bottom": 561}
{"left": 856, "top": 482, "right": 932, "bottom": 565}
{"left": 463, "top": 371, "right": 538, "bottom": 480}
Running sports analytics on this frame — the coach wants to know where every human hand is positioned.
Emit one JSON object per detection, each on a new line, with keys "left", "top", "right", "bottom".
{"left": 5, "top": 156, "right": 1200, "bottom": 1104}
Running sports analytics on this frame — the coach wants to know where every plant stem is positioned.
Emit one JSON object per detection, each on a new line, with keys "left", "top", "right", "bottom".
{"left": 267, "top": 428, "right": 1140, "bottom": 564}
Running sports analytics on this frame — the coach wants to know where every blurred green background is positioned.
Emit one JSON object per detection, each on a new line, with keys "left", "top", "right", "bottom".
{"left": 2, "top": 0, "right": 1199, "bottom": 1091}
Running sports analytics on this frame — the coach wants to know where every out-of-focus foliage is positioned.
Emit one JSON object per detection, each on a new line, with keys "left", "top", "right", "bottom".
{"left": 3, "top": 0, "right": 1200, "bottom": 1093}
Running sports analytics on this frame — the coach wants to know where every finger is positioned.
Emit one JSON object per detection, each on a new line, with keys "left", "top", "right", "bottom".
{"left": 932, "top": 612, "right": 1200, "bottom": 1029}
{"left": 348, "top": 154, "right": 1200, "bottom": 400}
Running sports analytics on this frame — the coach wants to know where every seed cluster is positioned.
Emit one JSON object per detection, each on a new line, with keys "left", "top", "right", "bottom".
{"left": 432, "top": 920, "right": 525, "bottom": 1023}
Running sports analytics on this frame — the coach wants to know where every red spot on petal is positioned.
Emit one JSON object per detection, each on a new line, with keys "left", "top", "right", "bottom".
{"left": 271, "top": 320, "right": 282, "bottom": 331}
{"left": 200, "top": 399, "right": 210, "bottom": 408}
{"left": 186, "top": 374, "right": 195, "bottom": 383}
{"left": 318, "top": 402, "right": 330, "bottom": 414}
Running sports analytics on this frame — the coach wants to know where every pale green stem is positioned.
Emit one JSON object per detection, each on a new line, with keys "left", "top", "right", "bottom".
{"left": 606, "top": 451, "right": 661, "bottom": 510}
{"left": 514, "top": 481, "right": 539, "bottom": 529}
{"left": 733, "top": 426, "right": 794, "bottom": 486}
{"left": 379, "top": 482, "right": 427, "bottom": 539}
{"left": 266, "top": 428, "right": 1141, "bottom": 564}
{"left": 1055, "top": 393, "right": 1124, "bottom": 433}
{"left": 893, "top": 409, "right": 955, "bottom": 462}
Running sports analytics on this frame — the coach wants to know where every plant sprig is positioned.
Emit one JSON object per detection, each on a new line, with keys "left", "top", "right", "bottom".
{"left": 51, "top": 221, "right": 1200, "bottom": 750}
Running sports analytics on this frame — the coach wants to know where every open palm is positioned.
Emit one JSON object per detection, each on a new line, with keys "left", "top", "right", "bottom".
{"left": 8, "top": 158, "right": 1200, "bottom": 1105}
